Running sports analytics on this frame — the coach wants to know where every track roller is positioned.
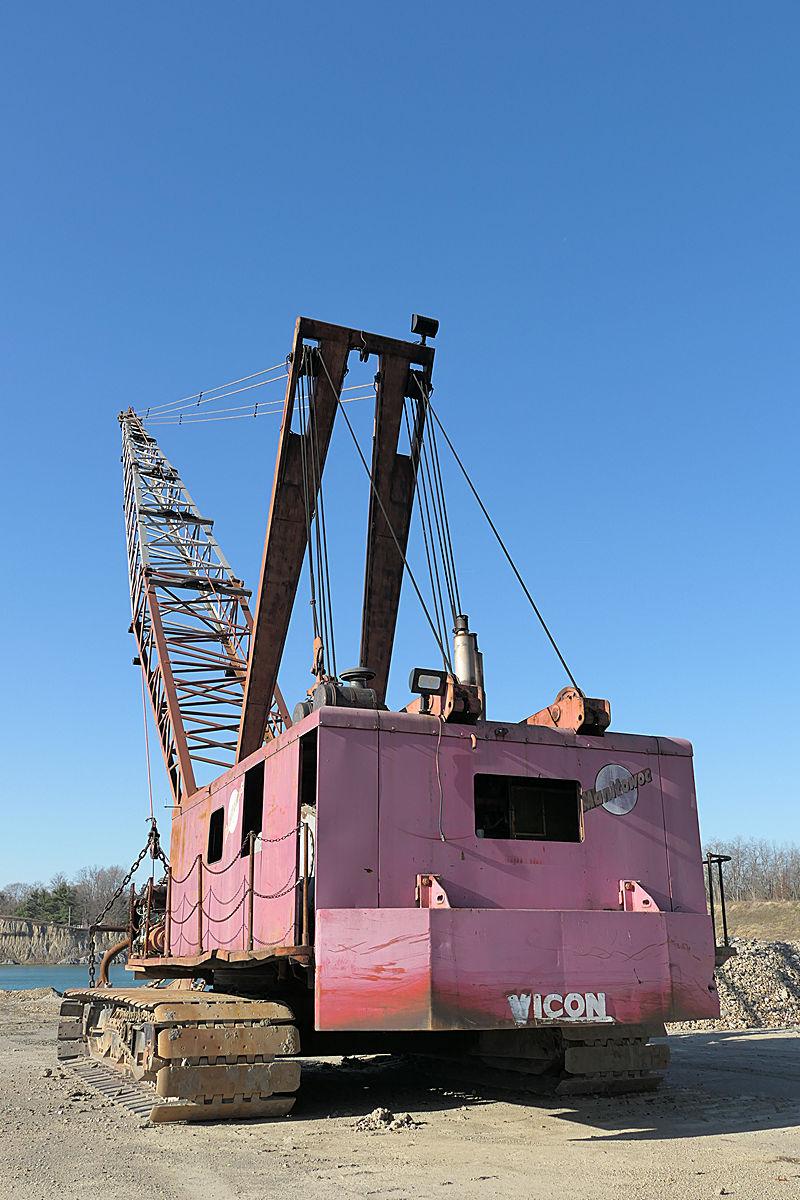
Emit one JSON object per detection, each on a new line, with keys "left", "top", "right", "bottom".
{"left": 57, "top": 987, "right": 301, "bottom": 1123}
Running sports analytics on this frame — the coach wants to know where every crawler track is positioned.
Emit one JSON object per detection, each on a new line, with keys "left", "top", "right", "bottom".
{"left": 555, "top": 1024, "right": 670, "bottom": 1095}
{"left": 415, "top": 1024, "right": 670, "bottom": 1097}
{"left": 57, "top": 988, "right": 301, "bottom": 1123}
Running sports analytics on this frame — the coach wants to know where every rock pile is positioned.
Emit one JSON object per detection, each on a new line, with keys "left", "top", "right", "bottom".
{"left": 670, "top": 938, "right": 800, "bottom": 1031}
{"left": 0, "top": 988, "right": 62, "bottom": 1017}
{"left": 355, "top": 1107, "right": 420, "bottom": 1132}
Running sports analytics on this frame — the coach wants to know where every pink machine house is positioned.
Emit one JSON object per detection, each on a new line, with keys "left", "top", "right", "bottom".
{"left": 60, "top": 316, "right": 721, "bottom": 1123}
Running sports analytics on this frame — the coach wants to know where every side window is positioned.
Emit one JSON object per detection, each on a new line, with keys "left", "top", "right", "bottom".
{"left": 241, "top": 761, "right": 265, "bottom": 856}
{"left": 474, "top": 774, "right": 582, "bottom": 842}
{"left": 207, "top": 807, "right": 224, "bottom": 864}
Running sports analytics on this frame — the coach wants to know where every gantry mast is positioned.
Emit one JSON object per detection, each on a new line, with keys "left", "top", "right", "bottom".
{"left": 237, "top": 318, "right": 435, "bottom": 761}
{"left": 120, "top": 410, "right": 288, "bottom": 805}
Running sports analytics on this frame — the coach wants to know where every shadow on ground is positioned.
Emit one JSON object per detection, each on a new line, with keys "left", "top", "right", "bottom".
{"left": 293, "top": 1055, "right": 486, "bottom": 1121}
{"left": 292, "top": 1028, "right": 800, "bottom": 1141}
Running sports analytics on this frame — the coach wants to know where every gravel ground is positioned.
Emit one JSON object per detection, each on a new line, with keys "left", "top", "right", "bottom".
{"left": 670, "top": 939, "right": 800, "bottom": 1032}
{"left": 1, "top": 987, "right": 800, "bottom": 1200}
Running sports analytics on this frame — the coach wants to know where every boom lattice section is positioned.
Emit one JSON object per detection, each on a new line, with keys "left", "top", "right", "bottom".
{"left": 120, "top": 410, "right": 287, "bottom": 804}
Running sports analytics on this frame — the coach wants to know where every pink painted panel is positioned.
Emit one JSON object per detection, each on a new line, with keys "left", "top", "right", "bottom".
{"left": 169, "top": 797, "right": 207, "bottom": 958}
{"left": 372, "top": 715, "right": 674, "bottom": 914}
{"left": 656, "top": 743, "right": 708, "bottom": 914}
{"left": 167, "top": 732, "right": 301, "bottom": 956}
{"left": 205, "top": 770, "right": 249, "bottom": 953}
{"left": 169, "top": 768, "right": 251, "bottom": 956}
{"left": 315, "top": 721, "right": 379, "bottom": 909}
{"left": 428, "top": 909, "right": 718, "bottom": 1027}
{"left": 315, "top": 907, "right": 431, "bottom": 1030}
{"left": 315, "top": 907, "right": 718, "bottom": 1031}
{"left": 252, "top": 737, "right": 300, "bottom": 948}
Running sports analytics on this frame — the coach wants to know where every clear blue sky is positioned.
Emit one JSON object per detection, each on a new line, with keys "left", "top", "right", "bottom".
{"left": 1, "top": 3, "right": 797, "bottom": 885}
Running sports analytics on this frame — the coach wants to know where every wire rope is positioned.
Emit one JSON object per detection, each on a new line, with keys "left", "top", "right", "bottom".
{"left": 140, "top": 364, "right": 288, "bottom": 417}
{"left": 309, "top": 360, "right": 338, "bottom": 679}
{"left": 139, "top": 669, "right": 155, "bottom": 822}
{"left": 296, "top": 363, "right": 323, "bottom": 656}
{"left": 143, "top": 391, "right": 375, "bottom": 426}
{"left": 428, "top": 417, "right": 462, "bottom": 615}
{"left": 415, "top": 378, "right": 581, "bottom": 692}
{"left": 139, "top": 371, "right": 371, "bottom": 423}
{"left": 418, "top": 413, "right": 458, "bottom": 622}
{"left": 402, "top": 397, "right": 450, "bottom": 654}
{"left": 316, "top": 348, "right": 452, "bottom": 672}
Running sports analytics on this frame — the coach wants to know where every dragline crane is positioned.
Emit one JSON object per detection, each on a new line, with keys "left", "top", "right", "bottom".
{"left": 58, "top": 314, "right": 724, "bottom": 1124}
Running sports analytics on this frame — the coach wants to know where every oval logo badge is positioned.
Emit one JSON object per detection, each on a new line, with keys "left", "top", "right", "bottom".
{"left": 595, "top": 763, "right": 638, "bottom": 815}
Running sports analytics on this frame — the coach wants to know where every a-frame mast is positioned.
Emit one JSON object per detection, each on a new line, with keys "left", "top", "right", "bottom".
{"left": 236, "top": 318, "right": 434, "bottom": 761}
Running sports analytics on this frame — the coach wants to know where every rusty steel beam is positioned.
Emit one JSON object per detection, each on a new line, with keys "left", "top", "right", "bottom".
{"left": 359, "top": 354, "right": 432, "bottom": 703}
{"left": 238, "top": 318, "right": 435, "bottom": 757}
{"left": 237, "top": 321, "right": 349, "bottom": 760}
{"left": 296, "top": 317, "right": 435, "bottom": 368}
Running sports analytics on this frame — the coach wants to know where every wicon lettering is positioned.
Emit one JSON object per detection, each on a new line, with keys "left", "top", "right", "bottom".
{"left": 507, "top": 991, "right": 612, "bottom": 1025}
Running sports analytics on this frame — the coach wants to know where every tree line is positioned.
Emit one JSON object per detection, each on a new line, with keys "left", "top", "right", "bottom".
{"left": 704, "top": 837, "right": 800, "bottom": 902}
{"left": 0, "top": 866, "right": 131, "bottom": 926}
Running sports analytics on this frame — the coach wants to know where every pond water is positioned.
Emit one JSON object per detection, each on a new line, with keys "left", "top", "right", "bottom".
{"left": 0, "top": 964, "right": 139, "bottom": 991}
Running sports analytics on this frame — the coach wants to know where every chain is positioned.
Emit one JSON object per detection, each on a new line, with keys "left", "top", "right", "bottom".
{"left": 87, "top": 817, "right": 170, "bottom": 989}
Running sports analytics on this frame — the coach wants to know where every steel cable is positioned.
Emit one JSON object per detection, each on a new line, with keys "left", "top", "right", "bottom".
{"left": 309, "top": 368, "right": 338, "bottom": 679}
{"left": 143, "top": 391, "right": 375, "bottom": 426}
{"left": 139, "top": 670, "right": 155, "bottom": 821}
{"left": 402, "top": 398, "right": 450, "bottom": 656}
{"left": 296, "top": 365, "right": 322, "bottom": 650}
{"left": 428, "top": 418, "right": 462, "bottom": 616}
{"left": 317, "top": 348, "right": 453, "bottom": 672}
{"left": 139, "top": 364, "right": 289, "bottom": 417}
{"left": 415, "top": 379, "right": 581, "bottom": 693}
{"left": 418, "top": 416, "right": 458, "bottom": 623}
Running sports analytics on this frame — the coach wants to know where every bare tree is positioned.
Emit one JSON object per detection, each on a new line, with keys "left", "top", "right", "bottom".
{"left": 705, "top": 838, "right": 800, "bottom": 902}
{"left": 0, "top": 882, "right": 36, "bottom": 916}
{"left": 73, "top": 866, "right": 130, "bottom": 925}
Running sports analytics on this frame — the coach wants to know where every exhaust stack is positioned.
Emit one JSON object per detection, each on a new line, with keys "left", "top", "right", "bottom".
{"left": 453, "top": 614, "right": 485, "bottom": 715}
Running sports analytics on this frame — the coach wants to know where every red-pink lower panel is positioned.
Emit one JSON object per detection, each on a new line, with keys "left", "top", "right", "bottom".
{"left": 314, "top": 908, "right": 718, "bottom": 1031}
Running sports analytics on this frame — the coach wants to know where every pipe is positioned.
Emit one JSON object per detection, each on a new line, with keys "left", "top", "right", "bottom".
{"left": 164, "top": 868, "right": 172, "bottom": 956}
{"left": 143, "top": 878, "right": 153, "bottom": 955}
{"left": 196, "top": 855, "right": 203, "bottom": 953}
{"left": 247, "top": 831, "right": 255, "bottom": 951}
{"left": 98, "top": 936, "right": 131, "bottom": 987}
{"left": 302, "top": 822, "right": 309, "bottom": 947}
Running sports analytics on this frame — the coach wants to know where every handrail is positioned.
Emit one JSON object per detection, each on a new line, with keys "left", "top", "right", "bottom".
{"left": 705, "top": 852, "right": 735, "bottom": 963}
{"left": 156, "top": 826, "right": 311, "bottom": 957}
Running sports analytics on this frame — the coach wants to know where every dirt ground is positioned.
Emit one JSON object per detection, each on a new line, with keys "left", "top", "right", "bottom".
{"left": 1, "top": 992, "right": 799, "bottom": 1200}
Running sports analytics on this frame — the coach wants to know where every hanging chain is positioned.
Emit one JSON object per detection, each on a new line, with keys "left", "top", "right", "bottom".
{"left": 87, "top": 817, "right": 170, "bottom": 989}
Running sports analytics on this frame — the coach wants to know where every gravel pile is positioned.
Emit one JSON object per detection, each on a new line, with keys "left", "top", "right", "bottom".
{"left": 670, "top": 938, "right": 800, "bottom": 1031}
{"left": 355, "top": 1107, "right": 420, "bottom": 1132}
{"left": 0, "top": 988, "right": 62, "bottom": 1017}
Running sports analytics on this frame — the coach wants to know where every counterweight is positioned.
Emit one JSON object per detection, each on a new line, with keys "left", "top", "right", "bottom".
{"left": 120, "top": 410, "right": 287, "bottom": 805}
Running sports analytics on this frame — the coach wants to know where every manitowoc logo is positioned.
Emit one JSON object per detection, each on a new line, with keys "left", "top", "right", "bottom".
{"left": 507, "top": 991, "right": 613, "bottom": 1025}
